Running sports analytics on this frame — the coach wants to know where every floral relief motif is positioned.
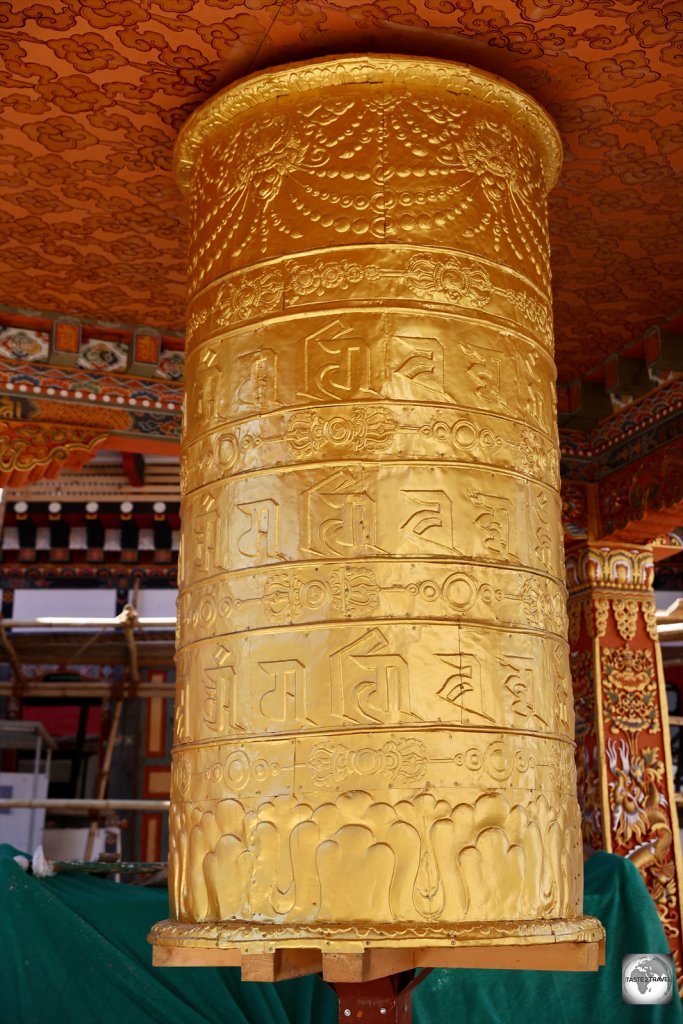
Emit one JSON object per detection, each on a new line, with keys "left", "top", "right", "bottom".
{"left": 601, "top": 647, "right": 658, "bottom": 736}
{"left": 216, "top": 269, "right": 283, "bottom": 326}
{"left": 519, "top": 576, "right": 566, "bottom": 632}
{"left": 515, "top": 429, "right": 559, "bottom": 489}
{"left": 584, "top": 596, "right": 610, "bottom": 638}
{"left": 503, "top": 289, "right": 553, "bottom": 346}
{"left": 556, "top": 746, "right": 577, "bottom": 793}
{"left": 189, "top": 84, "right": 552, "bottom": 292}
{"left": 174, "top": 752, "right": 192, "bottom": 801}
{"left": 285, "top": 407, "right": 397, "bottom": 457}
{"left": 453, "top": 118, "right": 547, "bottom": 272}
{"left": 199, "top": 112, "right": 309, "bottom": 262}
{"left": 642, "top": 598, "right": 659, "bottom": 640}
{"left": 309, "top": 738, "right": 428, "bottom": 786}
{"left": 262, "top": 566, "right": 380, "bottom": 623}
{"left": 404, "top": 254, "right": 492, "bottom": 307}
{"left": 611, "top": 597, "right": 640, "bottom": 641}
{"left": 186, "top": 306, "right": 210, "bottom": 345}
{"left": 287, "top": 258, "right": 370, "bottom": 297}
{"left": 600, "top": 649, "right": 667, "bottom": 756}
{"left": 189, "top": 252, "right": 552, "bottom": 343}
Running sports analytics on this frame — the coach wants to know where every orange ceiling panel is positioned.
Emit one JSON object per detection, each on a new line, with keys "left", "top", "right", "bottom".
{"left": 1, "top": 1, "right": 681, "bottom": 381}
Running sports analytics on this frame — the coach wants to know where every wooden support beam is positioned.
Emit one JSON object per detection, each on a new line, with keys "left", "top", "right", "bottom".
{"left": 416, "top": 939, "right": 605, "bottom": 972}
{"left": 648, "top": 331, "right": 683, "bottom": 375}
{"left": 241, "top": 949, "right": 323, "bottom": 982}
{"left": 322, "top": 948, "right": 416, "bottom": 983}
{"left": 604, "top": 354, "right": 651, "bottom": 398}
{"left": 558, "top": 380, "right": 613, "bottom": 430}
{"left": 0, "top": 616, "right": 175, "bottom": 676}
{"left": 332, "top": 972, "right": 421, "bottom": 1023}
{"left": 153, "top": 946, "right": 241, "bottom": 968}
{"left": 151, "top": 940, "right": 604, "bottom": 976}
{"left": 122, "top": 452, "right": 145, "bottom": 487}
{"left": 0, "top": 640, "right": 175, "bottom": 670}
{"left": 556, "top": 379, "right": 581, "bottom": 418}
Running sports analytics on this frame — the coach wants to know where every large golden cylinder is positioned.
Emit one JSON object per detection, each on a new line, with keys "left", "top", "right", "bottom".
{"left": 152, "top": 55, "right": 603, "bottom": 964}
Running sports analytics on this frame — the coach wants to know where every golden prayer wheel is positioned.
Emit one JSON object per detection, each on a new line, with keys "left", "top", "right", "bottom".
{"left": 151, "top": 55, "right": 604, "bottom": 975}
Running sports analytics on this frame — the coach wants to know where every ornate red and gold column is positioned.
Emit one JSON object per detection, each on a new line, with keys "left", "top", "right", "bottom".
{"left": 151, "top": 55, "right": 603, "bottom": 978}
{"left": 566, "top": 543, "right": 683, "bottom": 979}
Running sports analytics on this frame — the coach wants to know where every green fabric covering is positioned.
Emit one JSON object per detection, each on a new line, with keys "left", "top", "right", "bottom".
{"left": 1, "top": 845, "right": 681, "bottom": 1023}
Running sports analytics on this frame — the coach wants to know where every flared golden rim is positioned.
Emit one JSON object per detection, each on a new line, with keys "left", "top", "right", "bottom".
{"left": 174, "top": 53, "right": 562, "bottom": 196}
{"left": 150, "top": 914, "right": 605, "bottom": 950}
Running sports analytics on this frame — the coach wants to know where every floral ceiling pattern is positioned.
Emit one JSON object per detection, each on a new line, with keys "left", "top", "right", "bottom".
{"left": 0, "top": 0, "right": 681, "bottom": 381}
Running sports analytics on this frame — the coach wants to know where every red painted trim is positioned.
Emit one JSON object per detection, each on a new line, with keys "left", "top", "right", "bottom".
{"left": 105, "top": 436, "right": 180, "bottom": 456}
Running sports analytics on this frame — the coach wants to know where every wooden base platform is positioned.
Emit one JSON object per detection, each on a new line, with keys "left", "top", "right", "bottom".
{"left": 153, "top": 938, "right": 605, "bottom": 982}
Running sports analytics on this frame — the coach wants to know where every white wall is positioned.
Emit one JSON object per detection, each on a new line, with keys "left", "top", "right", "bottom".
{"left": 12, "top": 589, "right": 117, "bottom": 630}
{"left": 128, "top": 589, "right": 178, "bottom": 618}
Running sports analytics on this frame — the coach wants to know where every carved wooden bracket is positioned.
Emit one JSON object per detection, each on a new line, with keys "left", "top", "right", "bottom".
{"left": 0, "top": 420, "right": 108, "bottom": 487}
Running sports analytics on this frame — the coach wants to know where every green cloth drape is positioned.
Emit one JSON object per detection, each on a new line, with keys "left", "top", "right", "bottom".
{"left": 1, "top": 846, "right": 681, "bottom": 1022}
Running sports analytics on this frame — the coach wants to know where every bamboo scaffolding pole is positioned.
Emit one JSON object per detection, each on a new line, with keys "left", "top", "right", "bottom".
{"left": 121, "top": 605, "right": 141, "bottom": 687}
{"left": 84, "top": 694, "right": 125, "bottom": 860}
{"left": 84, "top": 596, "right": 142, "bottom": 859}
{"left": 64, "top": 627, "right": 110, "bottom": 669}
{"left": 0, "top": 620, "right": 27, "bottom": 715}
{"left": 0, "top": 616, "right": 175, "bottom": 629}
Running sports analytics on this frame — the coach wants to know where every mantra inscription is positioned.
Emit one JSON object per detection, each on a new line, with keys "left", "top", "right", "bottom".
{"left": 152, "top": 56, "right": 603, "bottom": 955}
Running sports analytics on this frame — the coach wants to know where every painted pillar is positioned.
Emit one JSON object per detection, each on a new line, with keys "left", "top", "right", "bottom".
{"left": 152, "top": 55, "right": 602, "bottom": 966}
{"left": 566, "top": 543, "right": 683, "bottom": 982}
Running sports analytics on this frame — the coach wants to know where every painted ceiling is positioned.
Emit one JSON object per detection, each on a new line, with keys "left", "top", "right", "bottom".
{"left": 1, "top": 1, "right": 681, "bottom": 383}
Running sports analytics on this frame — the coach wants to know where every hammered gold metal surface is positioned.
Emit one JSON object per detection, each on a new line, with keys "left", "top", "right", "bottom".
{"left": 152, "top": 55, "right": 603, "bottom": 956}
